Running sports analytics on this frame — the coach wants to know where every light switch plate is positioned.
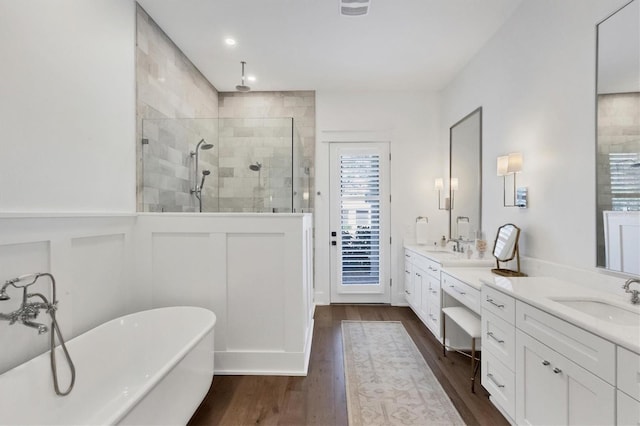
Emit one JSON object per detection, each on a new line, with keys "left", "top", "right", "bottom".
{"left": 516, "top": 187, "right": 528, "bottom": 208}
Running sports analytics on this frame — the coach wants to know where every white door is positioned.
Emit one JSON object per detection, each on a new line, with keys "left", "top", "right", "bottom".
{"left": 329, "top": 142, "right": 390, "bottom": 304}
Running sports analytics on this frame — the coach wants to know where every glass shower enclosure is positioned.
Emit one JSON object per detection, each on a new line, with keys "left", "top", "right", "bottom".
{"left": 141, "top": 117, "right": 309, "bottom": 213}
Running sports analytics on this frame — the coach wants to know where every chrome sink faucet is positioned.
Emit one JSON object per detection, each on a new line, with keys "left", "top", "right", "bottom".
{"left": 449, "top": 237, "right": 466, "bottom": 253}
{"left": 623, "top": 278, "right": 640, "bottom": 305}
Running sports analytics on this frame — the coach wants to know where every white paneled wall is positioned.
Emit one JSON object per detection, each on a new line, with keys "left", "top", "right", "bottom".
{"left": 0, "top": 213, "right": 314, "bottom": 377}
{"left": 0, "top": 215, "right": 141, "bottom": 373}
{"left": 135, "top": 213, "right": 314, "bottom": 375}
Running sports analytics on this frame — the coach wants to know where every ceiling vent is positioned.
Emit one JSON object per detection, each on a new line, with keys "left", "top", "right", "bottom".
{"left": 340, "top": 0, "right": 370, "bottom": 16}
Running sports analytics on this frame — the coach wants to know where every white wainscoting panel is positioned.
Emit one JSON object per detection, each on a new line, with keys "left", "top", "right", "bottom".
{"left": 0, "top": 215, "right": 140, "bottom": 374}
{"left": 227, "top": 233, "right": 285, "bottom": 351}
{"left": 70, "top": 233, "right": 128, "bottom": 335}
{"left": 0, "top": 213, "right": 313, "bottom": 377}
{"left": 136, "top": 213, "right": 314, "bottom": 375}
{"left": 151, "top": 232, "right": 217, "bottom": 309}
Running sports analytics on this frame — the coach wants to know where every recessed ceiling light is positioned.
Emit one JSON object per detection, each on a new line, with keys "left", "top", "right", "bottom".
{"left": 247, "top": 75, "right": 256, "bottom": 82}
{"left": 224, "top": 38, "right": 236, "bottom": 46}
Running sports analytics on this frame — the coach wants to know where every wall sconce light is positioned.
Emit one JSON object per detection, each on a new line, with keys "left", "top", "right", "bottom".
{"left": 435, "top": 177, "right": 458, "bottom": 210}
{"left": 497, "top": 152, "right": 527, "bottom": 207}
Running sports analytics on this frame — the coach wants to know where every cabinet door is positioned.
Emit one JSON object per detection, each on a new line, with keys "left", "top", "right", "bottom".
{"left": 617, "top": 390, "right": 640, "bottom": 426}
{"left": 426, "top": 296, "right": 441, "bottom": 339}
{"left": 425, "top": 275, "right": 441, "bottom": 338}
{"left": 410, "top": 268, "right": 423, "bottom": 312}
{"left": 403, "top": 261, "right": 413, "bottom": 303}
{"left": 516, "top": 330, "right": 565, "bottom": 426}
{"left": 516, "top": 330, "right": 615, "bottom": 426}
{"left": 415, "top": 267, "right": 429, "bottom": 320}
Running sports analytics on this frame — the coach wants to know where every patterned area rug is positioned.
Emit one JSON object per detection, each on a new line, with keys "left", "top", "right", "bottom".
{"left": 342, "top": 321, "right": 465, "bottom": 426}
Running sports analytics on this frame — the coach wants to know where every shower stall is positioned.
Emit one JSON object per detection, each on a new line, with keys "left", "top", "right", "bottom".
{"left": 141, "top": 117, "right": 311, "bottom": 213}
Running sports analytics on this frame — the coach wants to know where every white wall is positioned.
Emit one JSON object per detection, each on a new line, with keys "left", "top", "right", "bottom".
{"left": 0, "top": 0, "right": 136, "bottom": 213}
{"left": 315, "top": 91, "right": 444, "bottom": 305}
{"left": 439, "top": 0, "right": 630, "bottom": 272}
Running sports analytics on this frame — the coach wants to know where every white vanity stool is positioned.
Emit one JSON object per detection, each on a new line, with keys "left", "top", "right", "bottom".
{"left": 440, "top": 267, "right": 494, "bottom": 394}
{"left": 442, "top": 306, "right": 482, "bottom": 392}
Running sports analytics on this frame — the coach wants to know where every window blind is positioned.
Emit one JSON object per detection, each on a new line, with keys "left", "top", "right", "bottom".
{"left": 609, "top": 152, "right": 640, "bottom": 211}
{"left": 339, "top": 154, "right": 381, "bottom": 285}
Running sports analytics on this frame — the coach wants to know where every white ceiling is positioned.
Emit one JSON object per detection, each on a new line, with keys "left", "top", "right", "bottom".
{"left": 137, "top": 0, "right": 523, "bottom": 92}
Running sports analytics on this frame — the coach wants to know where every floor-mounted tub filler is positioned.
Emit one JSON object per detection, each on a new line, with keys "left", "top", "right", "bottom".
{"left": 0, "top": 306, "right": 216, "bottom": 425}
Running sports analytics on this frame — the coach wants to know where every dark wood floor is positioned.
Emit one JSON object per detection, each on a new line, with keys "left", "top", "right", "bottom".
{"left": 188, "top": 305, "right": 509, "bottom": 426}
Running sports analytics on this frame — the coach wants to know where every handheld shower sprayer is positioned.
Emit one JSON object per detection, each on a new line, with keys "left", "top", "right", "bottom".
{"left": 190, "top": 139, "right": 214, "bottom": 212}
{"left": 0, "top": 273, "right": 39, "bottom": 300}
{"left": 200, "top": 170, "right": 211, "bottom": 193}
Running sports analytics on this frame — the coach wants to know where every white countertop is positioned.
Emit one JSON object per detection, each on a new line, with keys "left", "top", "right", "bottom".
{"left": 404, "top": 244, "right": 495, "bottom": 267}
{"left": 480, "top": 275, "right": 640, "bottom": 354}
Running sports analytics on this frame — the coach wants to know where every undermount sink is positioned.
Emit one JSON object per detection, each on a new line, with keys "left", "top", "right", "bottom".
{"left": 550, "top": 298, "right": 640, "bottom": 326}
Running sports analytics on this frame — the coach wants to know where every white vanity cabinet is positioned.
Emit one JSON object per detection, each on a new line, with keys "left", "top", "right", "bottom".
{"left": 481, "top": 284, "right": 625, "bottom": 425}
{"left": 403, "top": 248, "right": 442, "bottom": 340}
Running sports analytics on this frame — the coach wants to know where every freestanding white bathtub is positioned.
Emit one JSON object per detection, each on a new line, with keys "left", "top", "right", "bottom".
{"left": 0, "top": 306, "right": 216, "bottom": 425}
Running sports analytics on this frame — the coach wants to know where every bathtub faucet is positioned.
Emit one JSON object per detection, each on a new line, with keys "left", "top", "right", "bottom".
{"left": 0, "top": 273, "right": 55, "bottom": 334}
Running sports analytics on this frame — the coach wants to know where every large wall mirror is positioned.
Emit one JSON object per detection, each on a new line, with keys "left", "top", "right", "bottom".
{"left": 450, "top": 107, "right": 482, "bottom": 240}
{"left": 596, "top": 0, "right": 640, "bottom": 275}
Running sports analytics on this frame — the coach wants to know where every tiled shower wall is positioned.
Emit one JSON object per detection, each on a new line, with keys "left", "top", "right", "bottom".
{"left": 218, "top": 118, "right": 294, "bottom": 212}
{"left": 135, "top": 6, "right": 316, "bottom": 213}
{"left": 596, "top": 92, "right": 640, "bottom": 264}
{"left": 136, "top": 5, "right": 219, "bottom": 212}
{"left": 219, "top": 92, "right": 316, "bottom": 213}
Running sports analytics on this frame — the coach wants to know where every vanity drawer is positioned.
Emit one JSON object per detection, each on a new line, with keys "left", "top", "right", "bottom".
{"left": 617, "top": 346, "right": 640, "bottom": 402}
{"left": 442, "top": 273, "right": 480, "bottom": 313}
{"left": 414, "top": 255, "right": 440, "bottom": 278}
{"left": 482, "top": 309, "right": 516, "bottom": 371}
{"left": 482, "top": 349, "right": 515, "bottom": 420}
{"left": 404, "top": 249, "right": 414, "bottom": 263}
{"left": 481, "top": 287, "right": 515, "bottom": 325}
{"left": 516, "top": 301, "right": 615, "bottom": 384}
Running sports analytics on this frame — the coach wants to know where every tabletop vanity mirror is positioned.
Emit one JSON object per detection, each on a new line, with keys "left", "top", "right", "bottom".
{"left": 449, "top": 107, "right": 482, "bottom": 241}
{"left": 491, "top": 223, "right": 526, "bottom": 277}
{"left": 596, "top": 0, "right": 640, "bottom": 276}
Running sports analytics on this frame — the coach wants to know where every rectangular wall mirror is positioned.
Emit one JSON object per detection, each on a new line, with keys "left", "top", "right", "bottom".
{"left": 596, "top": 0, "right": 640, "bottom": 275}
{"left": 449, "top": 107, "right": 482, "bottom": 240}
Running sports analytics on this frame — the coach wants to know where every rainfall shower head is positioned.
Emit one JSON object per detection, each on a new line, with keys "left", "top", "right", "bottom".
{"left": 249, "top": 162, "right": 262, "bottom": 171}
{"left": 197, "top": 139, "right": 214, "bottom": 151}
{"left": 236, "top": 61, "right": 251, "bottom": 92}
